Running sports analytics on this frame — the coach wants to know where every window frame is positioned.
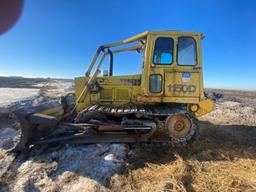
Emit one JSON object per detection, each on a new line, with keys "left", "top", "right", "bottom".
{"left": 152, "top": 37, "right": 174, "bottom": 65}
{"left": 149, "top": 74, "right": 163, "bottom": 93}
{"left": 176, "top": 36, "right": 198, "bottom": 66}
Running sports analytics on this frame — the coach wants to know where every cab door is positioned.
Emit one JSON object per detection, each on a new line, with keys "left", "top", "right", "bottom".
{"left": 164, "top": 36, "right": 201, "bottom": 98}
{"left": 147, "top": 35, "right": 175, "bottom": 96}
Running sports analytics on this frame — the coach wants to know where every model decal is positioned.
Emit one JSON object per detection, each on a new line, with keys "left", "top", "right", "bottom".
{"left": 168, "top": 84, "right": 196, "bottom": 93}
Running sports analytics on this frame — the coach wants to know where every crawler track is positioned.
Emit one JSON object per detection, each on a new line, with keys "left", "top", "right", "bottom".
{"left": 13, "top": 103, "right": 200, "bottom": 151}
{"left": 75, "top": 103, "right": 200, "bottom": 147}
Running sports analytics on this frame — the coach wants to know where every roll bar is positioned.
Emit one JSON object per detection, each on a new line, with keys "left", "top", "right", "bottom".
{"left": 85, "top": 31, "right": 148, "bottom": 77}
{"left": 75, "top": 33, "right": 146, "bottom": 108}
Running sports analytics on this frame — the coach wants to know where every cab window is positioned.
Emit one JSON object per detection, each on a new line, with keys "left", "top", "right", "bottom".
{"left": 177, "top": 37, "right": 197, "bottom": 65}
{"left": 153, "top": 37, "right": 173, "bottom": 65}
{"left": 149, "top": 74, "right": 162, "bottom": 93}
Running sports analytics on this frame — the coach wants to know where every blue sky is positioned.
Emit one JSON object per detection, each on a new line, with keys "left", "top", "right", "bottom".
{"left": 0, "top": 0, "right": 255, "bottom": 90}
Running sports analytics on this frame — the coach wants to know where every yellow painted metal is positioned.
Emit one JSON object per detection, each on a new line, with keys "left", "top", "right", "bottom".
{"left": 103, "top": 31, "right": 148, "bottom": 48}
{"left": 112, "top": 45, "right": 143, "bottom": 54}
{"left": 194, "top": 99, "right": 215, "bottom": 117}
{"left": 40, "top": 105, "right": 64, "bottom": 119}
{"left": 75, "top": 74, "right": 142, "bottom": 112}
{"left": 137, "top": 96, "right": 199, "bottom": 103}
{"left": 190, "top": 104, "right": 199, "bottom": 112}
{"left": 74, "top": 30, "right": 214, "bottom": 116}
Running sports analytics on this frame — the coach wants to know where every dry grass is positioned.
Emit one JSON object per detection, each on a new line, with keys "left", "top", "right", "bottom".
{"left": 109, "top": 122, "right": 256, "bottom": 192}
{"left": 109, "top": 149, "right": 256, "bottom": 192}
{"left": 190, "top": 158, "right": 256, "bottom": 192}
{"left": 110, "top": 154, "right": 189, "bottom": 192}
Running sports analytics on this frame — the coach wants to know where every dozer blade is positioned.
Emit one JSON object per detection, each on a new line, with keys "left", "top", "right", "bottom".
{"left": 13, "top": 102, "right": 65, "bottom": 152}
{"left": 13, "top": 104, "right": 157, "bottom": 152}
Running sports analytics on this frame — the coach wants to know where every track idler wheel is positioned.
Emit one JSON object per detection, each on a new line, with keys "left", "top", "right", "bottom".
{"left": 165, "top": 112, "right": 199, "bottom": 146}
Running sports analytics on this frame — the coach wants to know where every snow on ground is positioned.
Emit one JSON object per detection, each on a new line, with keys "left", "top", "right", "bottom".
{"left": 0, "top": 88, "right": 39, "bottom": 107}
{"left": 0, "top": 79, "right": 73, "bottom": 113}
{"left": 0, "top": 128, "right": 20, "bottom": 150}
{"left": 0, "top": 79, "right": 129, "bottom": 192}
{"left": 40, "top": 80, "right": 74, "bottom": 98}
{"left": 0, "top": 80, "right": 74, "bottom": 109}
{"left": 201, "top": 101, "right": 256, "bottom": 126}
{"left": 6, "top": 144, "right": 128, "bottom": 192}
{"left": 31, "top": 82, "right": 47, "bottom": 88}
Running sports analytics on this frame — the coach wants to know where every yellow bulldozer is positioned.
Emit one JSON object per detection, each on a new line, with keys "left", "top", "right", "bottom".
{"left": 14, "top": 30, "right": 214, "bottom": 151}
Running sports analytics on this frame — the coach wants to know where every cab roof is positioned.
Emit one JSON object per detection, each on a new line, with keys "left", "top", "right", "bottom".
{"left": 103, "top": 30, "right": 204, "bottom": 48}
{"left": 125, "top": 30, "right": 204, "bottom": 42}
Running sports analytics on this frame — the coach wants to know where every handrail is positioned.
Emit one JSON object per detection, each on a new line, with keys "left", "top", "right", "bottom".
{"left": 66, "top": 51, "right": 108, "bottom": 118}
{"left": 112, "top": 45, "right": 142, "bottom": 54}
{"left": 85, "top": 44, "right": 143, "bottom": 77}
{"left": 85, "top": 46, "right": 105, "bottom": 77}
{"left": 107, "top": 49, "right": 113, "bottom": 76}
{"left": 78, "top": 51, "right": 108, "bottom": 103}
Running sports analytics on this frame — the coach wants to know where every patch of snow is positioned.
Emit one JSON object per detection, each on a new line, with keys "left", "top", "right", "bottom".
{"left": 31, "top": 83, "right": 47, "bottom": 88}
{"left": 221, "top": 101, "right": 240, "bottom": 107}
{"left": 8, "top": 144, "right": 128, "bottom": 191}
{"left": 0, "top": 88, "right": 39, "bottom": 107}
{"left": 104, "top": 154, "right": 116, "bottom": 161}
{"left": 201, "top": 102, "right": 256, "bottom": 126}
{"left": 40, "top": 80, "right": 74, "bottom": 98}
{"left": 0, "top": 127, "right": 20, "bottom": 149}
{"left": 0, "top": 95, "right": 60, "bottom": 113}
{"left": 53, "top": 144, "right": 128, "bottom": 185}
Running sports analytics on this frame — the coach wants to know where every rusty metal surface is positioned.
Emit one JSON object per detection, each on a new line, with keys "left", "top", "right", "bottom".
{"left": 32, "top": 122, "right": 157, "bottom": 145}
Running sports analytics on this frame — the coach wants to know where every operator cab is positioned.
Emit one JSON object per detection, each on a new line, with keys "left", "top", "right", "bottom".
{"left": 142, "top": 31, "right": 204, "bottom": 102}
{"left": 75, "top": 30, "right": 205, "bottom": 112}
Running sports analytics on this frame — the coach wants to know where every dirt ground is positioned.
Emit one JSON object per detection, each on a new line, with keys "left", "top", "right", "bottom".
{"left": 0, "top": 77, "right": 255, "bottom": 192}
